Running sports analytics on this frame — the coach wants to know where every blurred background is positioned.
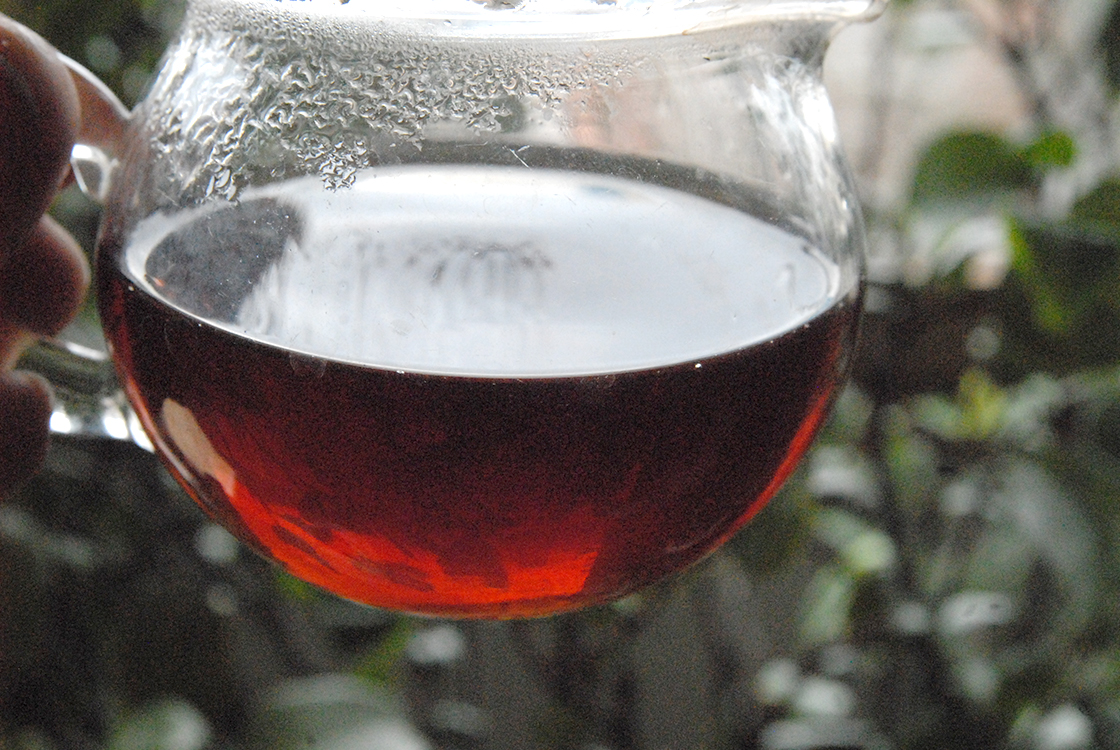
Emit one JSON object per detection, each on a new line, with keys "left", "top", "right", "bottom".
{"left": 3, "top": 0, "right": 1120, "bottom": 747}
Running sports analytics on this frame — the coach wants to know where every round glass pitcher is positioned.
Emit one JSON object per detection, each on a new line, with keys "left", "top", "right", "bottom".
{"left": 45, "top": 0, "right": 880, "bottom": 618}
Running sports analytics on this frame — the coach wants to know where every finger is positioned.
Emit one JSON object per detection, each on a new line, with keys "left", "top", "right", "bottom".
{"left": 0, "top": 371, "right": 51, "bottom": 496}
{"left": 0, "top": 320, "right": 34, "bottom": 372}
{"left": 0, "top": 216, "right": 89, "bottom": 342}
{"left": 0, "top": 14, "right": 80, "bottom": 259}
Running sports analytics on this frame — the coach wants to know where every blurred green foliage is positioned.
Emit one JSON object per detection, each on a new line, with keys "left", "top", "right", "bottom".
{"left": 0, "top": 0, "right": 178, "bottom": 106}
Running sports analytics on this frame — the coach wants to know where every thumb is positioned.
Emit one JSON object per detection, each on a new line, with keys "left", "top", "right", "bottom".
{"left": 0, "top": 14, "right": 81, "bottom": 263}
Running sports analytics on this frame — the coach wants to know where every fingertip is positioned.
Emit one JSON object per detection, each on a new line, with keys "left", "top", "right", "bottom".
{"left": 0, "top": 216, "right": 90, "bottom": 338}
{"left": 0, "top": 370, "right": 52, "bottom": 496}
{"left": 0, "top": 15, "right": 81, "bottom": 253}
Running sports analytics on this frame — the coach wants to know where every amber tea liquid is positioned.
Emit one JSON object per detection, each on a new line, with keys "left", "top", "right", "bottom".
{"left": 99, "top": 165, "right": 859, "bottom": 618}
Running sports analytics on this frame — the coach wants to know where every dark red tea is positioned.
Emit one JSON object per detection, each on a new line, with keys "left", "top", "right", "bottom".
{"left": 99, "top": 166, "right": 859, "bottom": 617}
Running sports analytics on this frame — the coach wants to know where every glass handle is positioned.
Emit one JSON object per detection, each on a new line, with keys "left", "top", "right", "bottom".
{"left": 61, "top": 54, "right": 129, "bottom": 202}
{"left": 22, "top": 337, "right": 152, "bottom": 449}
{"left": 23, "top": 54, "right": 150, "bottom": 449}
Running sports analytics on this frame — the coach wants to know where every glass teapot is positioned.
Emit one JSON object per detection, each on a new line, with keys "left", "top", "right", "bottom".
{"left": 46, "top": 0, "right": 881, "bottom": 618}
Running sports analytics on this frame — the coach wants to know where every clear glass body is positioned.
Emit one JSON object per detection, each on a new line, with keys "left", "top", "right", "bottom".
{"left": 96, "top": 0, "right": 873, "bottom": 617}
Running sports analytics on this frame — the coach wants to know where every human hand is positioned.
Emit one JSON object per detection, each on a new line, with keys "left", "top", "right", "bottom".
{"left": 0, "top": 14, "right": 89, "bottom": 496}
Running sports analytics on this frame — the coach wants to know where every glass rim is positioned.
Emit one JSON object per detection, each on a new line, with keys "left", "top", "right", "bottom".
{"left": 189, "top": 0, "right": 886, "bottom": 38}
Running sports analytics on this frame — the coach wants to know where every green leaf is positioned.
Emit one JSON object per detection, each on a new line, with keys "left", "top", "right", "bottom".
{"left": 996, "top": 179, "right": 1120, "bottom": 371}
{"left": 108, "top": 700, "right": 211, "bottom": 750}
{"left": 1070, "top": 178, "right": 1120, "bottom": 237}
{"left": 812, "top": 508, "right": 896, "bottom": 577}
{"left": 800, "top": 566, "right": 856, "bottom": 646}
{"left": 884, "top": 406, "right": 940, "bottom": 514}
{"left": 353, "top": 618, "right": 414, "bottom": 687}
{"left": 911, "top": 369, "right": 1007, "bottom": 441}
{"left": 992, "top": 460, "right": 1099, "bottom": 638}
{"left": 248, "top": 674, "right": 428, "bottom": 750}
{"left": 1097, "top": 400, "right": 1120, "bottom": 460}
{"left": 1100, "top": 0, "right": 1120, "bottom": 95}
{"left": 728, "top": 478, "right": 812, "bottom": 575}
{"left": 274, "top": 570, "right": 318, "bottom": 601}
{"left": 1019, "top": 130, "right": 1076, "bottom": 170}
{"left": 911, "top": 132, "right": 1034, "bottom": 206}
{"left": 1005, "top": 214, "right": 1120, "bottom": 354}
